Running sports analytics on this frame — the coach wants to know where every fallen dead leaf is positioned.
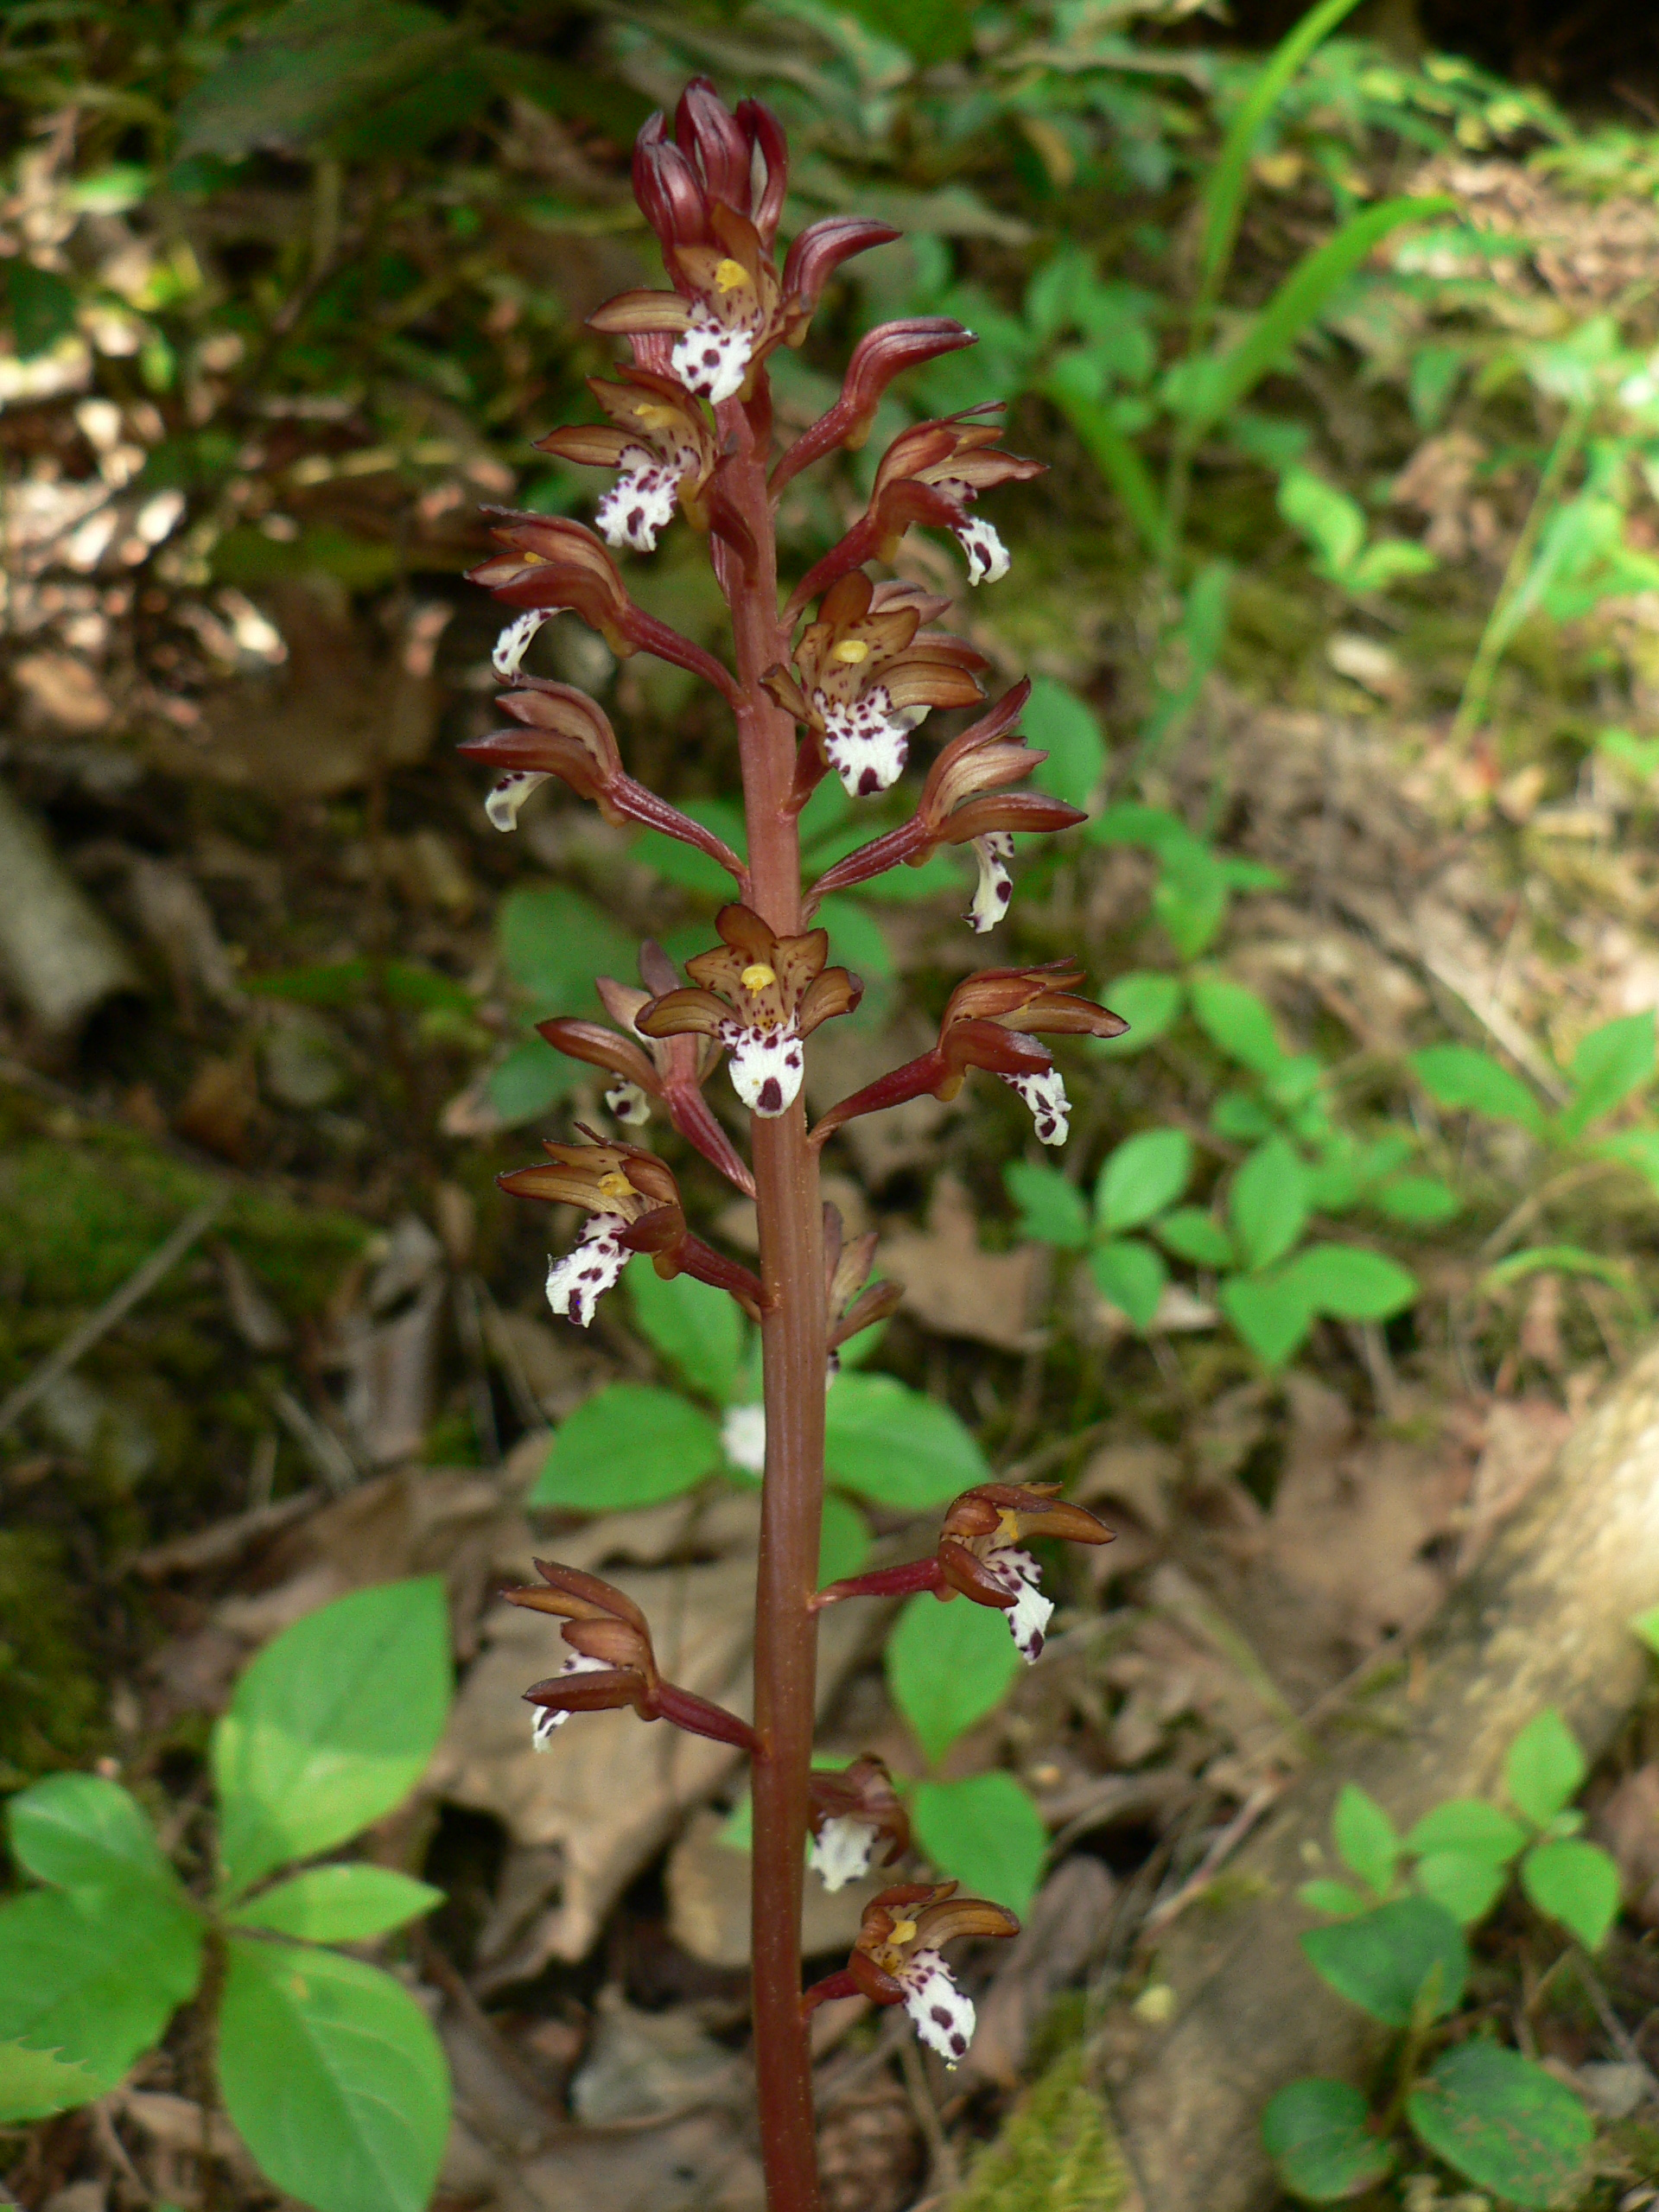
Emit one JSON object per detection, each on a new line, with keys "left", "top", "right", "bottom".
{"left": 963, "top": 1854, "right": 1114, "bottom": 2086}
{"left": 570, "top": 1986, "right": 746, "bottom": 2123}
{"left": 1592, "top": 1764, "right": 1659, "bottom": 1928}
{"left": 1457, "top": 1394, "right": 1573, "bottom": 1569}
{"left": 665, "top": 1807, "right": 882, "bottom": 1969}
{"left": 505, "top": 2110, "right": 765, "bottom": 2212}
{"left": 877, "top": 1173, "right": 1043, "bottom": 1351}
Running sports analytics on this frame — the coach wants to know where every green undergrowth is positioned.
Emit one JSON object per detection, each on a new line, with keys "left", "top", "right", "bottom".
{"left": 952, "top": 2041, "right": 1135, "bottom": 2212}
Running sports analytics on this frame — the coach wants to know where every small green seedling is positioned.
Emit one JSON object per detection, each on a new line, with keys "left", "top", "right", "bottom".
{"left": 1265, "top": 1706, "right": 1617, "bottom": 2205}
{"left": 0, "top": 1580, "right": 454, "bottom": 2212}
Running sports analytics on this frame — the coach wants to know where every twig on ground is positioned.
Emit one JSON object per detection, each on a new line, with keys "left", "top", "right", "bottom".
{"left": 898, "top": 2033, "right": 960, "bottom": 2201}
{"left": 0, "top": 1197, "right": 224, "bottom": 1441}
{"left": 1135, "top": 1780, "right": 1284, "bottom": 1950}
{"left": 268, "top": 1383, "right": 359, "bottom": 1496}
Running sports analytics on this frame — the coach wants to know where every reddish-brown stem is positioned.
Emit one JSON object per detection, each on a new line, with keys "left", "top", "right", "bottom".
{"left": 719, "top": 385, "right": 826, "bottom": 2212}
{"left": 810, "top": 1556, "right": 944, "bottom": 1611}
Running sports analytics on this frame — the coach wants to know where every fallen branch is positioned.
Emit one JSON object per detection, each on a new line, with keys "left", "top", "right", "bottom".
{"left": 0, "top": 1197, "right": 224, "bottom": 1440}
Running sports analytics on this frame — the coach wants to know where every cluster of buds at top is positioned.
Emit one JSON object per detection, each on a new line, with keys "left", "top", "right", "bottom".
{"left": 815, "top": 1480, "right": 1113, "bottom": 1663}
{"left": 505, "top": 1560, "right": 758, "bottom": 1753}
{"left": 805, "top": 1881, "right": 1020, "bottom": 2068}
{"left": 499, "top": 1135, "right": 761, "bottom": 1330}
{"left": 595, "top": 84, "right": 896, "bottom": 406}
{"left": 763, "top": 575, "right": 986, "bottom": 801}
{"left": 810, "top": 963, "right": 1128, "bottom": 1151}
{"left": 637, "top": 904, "right": 861, "bottom": 1119}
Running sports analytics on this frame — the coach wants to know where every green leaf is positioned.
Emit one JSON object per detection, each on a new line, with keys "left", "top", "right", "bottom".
{"left": 1298, "top": 1880, "right": 1369, "bottom": 1917}
{"left": 1411, "top": 1046, "right": 1543, "bottom": 1132}
{"left": 486, "top": 1039, "right": 582, "bottom": 1127}
{"left": 1190, "top": 976, "right": 1286, "bottom": 1075}
{"left": 1505, "top": 1709, "right": 1586, "bottom": 1827}
{"left": 818, "top": 1494, "right": 870, "bottom": 1586}
{"left": 1560, "top": 1011, "right": 1656, "bottom": 1137}
{"left": 6, "top": 263, "right": 79, "bottom": 360}
{"left": 1520, "top": 1840, "right": 1621, "bottom": 1950}
{"left": 0, "top": 2037, "right": 99, "bottom": 2123}
{"left": 1595, "top": 1129, "right": 1659, "bottom": 1197}
{"left": 1261, "top": 2076, "right": 1394, "bottom": 2203}
{"left": 212, "top": 1578, "right": 452, "bottom": 1903}
{"left": 1090, "top": 971, "right": 1184, "bottom": 1058}
{"left": 0, "top": 1885, "right": 202, "bottom": 2098}
{"left": 887, "top": 1592, "right": 1021, "bottom": 1767}
{"left": 1192, "top": 0, "right": 1368, "bottom": 310}
{"left": 1279, "top": 468, "right": 1365, "bottom": 582}
{"left": 1373, "top": 1175, "right": 1460, "bottom": 1226}
{"left": 1005, "top": 1160, "right": 1091, "bottom": 1249}
{"left": 1220, "top": 1268, "right": 1316, "bottom": 1367}
{"left": 227, "top": 1866, "right": 443, "bottom": 1943}
{"left": 1089, "top": 1238, "right": 1167, "bottom": 1330}
{"left": 8, "top": 1774, "right": 178, "bottom": 1901}
{"left": 1300, "top": 1897, "right": 1467, "bottom": 2026}
{"left": 1229, "top": 1138, "right": 1308, "bottom": 1272}
{"left": 627, "top": 1263, "right": 744, "bottom": 1402}
{"left": 1039, "top": 366, "right": 1166, "bottom": 556}
{"left": 1632, "top": 1606, "right": 1659, "bottom": 1657}
{"left": 1154, "top": 841, "right": 1230, "bottom": 961}
{"left": 1284, "top": 1243, "right": 1418, "bottom": 1321}
{"left": 531, "top": 1383, "right": 720, "bottom": 1511}
{"left": 497, "top": 885, "right": 633, "bottom": 1017}
{"left": 911, "top": 1774, "right": 1047, "bottom": 1917}
{"left": 175, "top": 0, "right": 467, "bottom": 161}
{"left": 1414, "top": 1851, "right": 1508, "bottom": 1928}
{"left": 1154, "top": 1207, "right": 1235, "bottom": 1268}
{"left": 817, "top": 894, "right": 893, "bottom": 987}
{"left": 1022, "top": 677, "right": 1105, "bottom": 813}
{"left": 219, "top": 1936, "right": 449, "bottom": 2212}
{"left": 1095, "top": 1129, "right": 1192, "bottom": 1233}
{"left": 1481, "top": 1243, "right": 1644, "bottom": 1307}
{"left": 1407, "top": 2044, "right": 1592, "bottom": 2209}
{"left": 1180, "top": 197, "right": 1455, "bottom": 438}
{"left": 1404, "top": 1800, "right": 1528, "bottom": 1865}
{"left": 1348, "top": 539, "right": 1437, "bottom": 592}
{"left": 1332, "top": 1784, "right": 1399, "bottom": 1898}
{"left": 824, "top": 1373, "right": 989, "bottom": 1510}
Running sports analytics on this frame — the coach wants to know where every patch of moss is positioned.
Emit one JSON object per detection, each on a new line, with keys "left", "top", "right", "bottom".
{"left": 0, "top": 1529, "right": 103, "bottom": 1786}
{"left": 952, "top": 2044, "right": 1136, "bottom": 2212}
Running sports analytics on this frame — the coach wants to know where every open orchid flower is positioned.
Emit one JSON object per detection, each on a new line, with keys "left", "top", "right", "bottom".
{"left": 810, "top": 963, "right": 1126, "bottom": 1151}
{"left": 788, "top": 410, "right": 1044, "bottom": 620}
{"left": 807, "top": 1755, "right": 909, "bottom": 1891}
{"left": 637, "top": 904, "right": 860, "bottom": 1118}
{"left": 536, "top": 942, "right": 754, "bottom": 1195}
{"left": 505, "top": 1560, "right": 757, "bottom": 1753}
{"left": 763, "top": 573, "right": 984, "bottom": 800}
{"left": 804, "top": 1882, "right": 1018, "bottom": 2068}
{"left": 535, "top": 368, "right": 719, "bottom": 554}
{"left": 813, "top": 1481, "right": 1111, "bottom": 1665}
{"left": 806, "top": 682, "right": 1086, "bottom": 932}
{"left": 498, "top": 1134, "right": 760, "bottom": 1330}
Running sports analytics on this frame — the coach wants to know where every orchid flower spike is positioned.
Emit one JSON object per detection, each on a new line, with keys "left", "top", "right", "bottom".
{"left": 637, "top": 903, "right": 861, "bottom": 1119}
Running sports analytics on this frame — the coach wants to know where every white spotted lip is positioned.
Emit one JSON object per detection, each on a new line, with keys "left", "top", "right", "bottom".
{"left": 968, "top": 830, "right": 1015, "bottom": 932}
{"left": 897, "top": 1951, "right": 976, "bottom": 2068}
{"left": 1001, "top": 1065, "right": 1071, "bottom": 1147}
{"left": 809, "top": 1815, "right": 876, "bottom": 1893}
{"left": 819, "top": 685, "right": 926, "bottom": 798}
{"left": 720, "top": 1019, "right": 804, "bottom": 1117}
{"left": 671, "top": 314, "right": 755, "bottom": 406}
{"left": 485, "top": 768, "right": 550, "bottom": 832}
{"left": 531, "top": 1651, "right": 611, "bottom": 1747}
{"left": 545, "top": 1213, "right": 629, "bottom": 1327}
{"left": 596, "top": 444, "right": 687, "bottom": 554}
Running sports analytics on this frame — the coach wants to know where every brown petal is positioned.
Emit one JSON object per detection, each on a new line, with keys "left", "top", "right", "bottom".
{"left": 913, "top": 1894, "right": 1021, "bottom": 1948}
{"left": 535, "top": 1017, "right": 659, "bottom": 1096}
{"left": 512, "top": 1560, "right": 651, "bottom": 1630}
{"left": 588, "top": 289, "right": 696, "bottom": 335}
{"left": 797, "top": 964, "right": 861, "bottom": 1035}
{"left": 635, "top": 984, "right": 730, "bottom": 1040}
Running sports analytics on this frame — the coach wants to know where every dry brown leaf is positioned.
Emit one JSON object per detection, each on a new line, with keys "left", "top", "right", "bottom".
{"left": 14, "top": 650, "right": 112, "bottom": 731}
{"left": 963, "top": 1854, "right": 1114, "bottom": 2086}
{"left": 570, "top": 1987, "right": 746, "bottom": 2123}
{"left": 1592, "top": 1764, "right": 1659, "bottom": 1928}
{"left": 805, "top": 1010, "right": 950, "bottom": 1184}
{"left": 430, "top": 1535, "right": 872, "bottom": 1966}
{"left": 665, "top": 1808, "right": 881, "bottom": 1969}
{"left": 506, "top": 2111, "right": 765, "bottom": 2212}
{"left": 878, "top": 1173, "right": 1044, "bottom": 1351}
{"left": 1458, "top": 1395, "right": 1573, "bottom": 1568}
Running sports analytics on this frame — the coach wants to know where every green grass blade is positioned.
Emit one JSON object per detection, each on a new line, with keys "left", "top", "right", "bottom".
{"left": 1194, "top": 0, "right": 1368, "bottom": 320}
{"left": 1185, "top": 195, "right": 1454, "bottom": 438}
{"left": 1039, "top": 369, "right": 1166, "bottom": 556}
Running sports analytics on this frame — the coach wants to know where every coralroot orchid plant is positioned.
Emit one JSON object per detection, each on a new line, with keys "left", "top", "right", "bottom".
{"left": 466, "top": 80, "right": 1122, "bottom": 2209}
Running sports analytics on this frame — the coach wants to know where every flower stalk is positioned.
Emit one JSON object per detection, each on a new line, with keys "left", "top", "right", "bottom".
{"left": 471, "top": 78, "right": 1123, "bottom": 2209}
